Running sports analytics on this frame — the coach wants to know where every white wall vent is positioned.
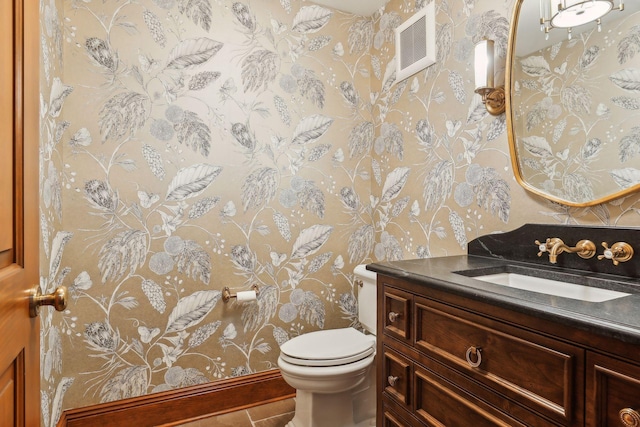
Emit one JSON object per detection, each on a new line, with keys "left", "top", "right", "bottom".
{"left": 395, "top": 2, "right": 436, "bottom": 82}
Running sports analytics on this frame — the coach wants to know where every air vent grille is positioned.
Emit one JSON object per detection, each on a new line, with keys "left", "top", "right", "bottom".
{"left": 400, "top": 15, "right": 427, "bottom": 71}
{"left": 395, "top": 3, "right": 436, "bottom": 82}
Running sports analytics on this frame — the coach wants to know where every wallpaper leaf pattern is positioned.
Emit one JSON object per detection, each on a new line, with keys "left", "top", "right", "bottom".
{"left": 292, "top": 6, "right": 332, "bottom": 33}
{"left": 292, "top": 115, "right": 333, "bottom": 145}
{"left": 166, "top": 164, "right": 222, "bottom": 201}
{"left": 241, "top": 50, "right": 279, "bottom": 92}
{"left": 166, "top": 290, "right": 221, "bottom": 333}
{"left": 179, "top": 0, "right": 213, "bottom": 31}
{"left": 166, "top": 38, "right": 223, "bottom": 69}
{"left": 99, "top": 92, "right": 148, "bottom": 142}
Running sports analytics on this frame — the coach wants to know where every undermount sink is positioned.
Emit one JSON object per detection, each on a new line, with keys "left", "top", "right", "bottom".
{"left": 470, "top": 272, "right": 631, "bottom": 302}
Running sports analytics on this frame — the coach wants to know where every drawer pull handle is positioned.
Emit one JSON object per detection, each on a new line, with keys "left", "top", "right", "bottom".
{"left": 465, "top": 346, "right": 482, "bottom": 368}
{"left": 387, "top": 375, "right": 399, "bottom": 387}
{"left": 388, "top": 312, "right": 401, "bottom": 323}
{"left": 619, "top": 408, "right": 640, "bottom": 427}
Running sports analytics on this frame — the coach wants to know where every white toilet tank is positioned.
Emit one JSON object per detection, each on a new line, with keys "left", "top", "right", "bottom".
{"left": 354, "top": 264, "right": 377, "bottom": 335}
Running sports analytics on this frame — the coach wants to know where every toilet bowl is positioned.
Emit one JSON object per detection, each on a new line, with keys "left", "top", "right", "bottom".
{"left": 277, "top": 265, "right": 377, "bottom": 427}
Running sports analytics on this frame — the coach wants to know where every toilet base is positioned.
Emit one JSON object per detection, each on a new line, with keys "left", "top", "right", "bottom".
{"left": 285, "top": 378, "right": 376, "bottom": 427}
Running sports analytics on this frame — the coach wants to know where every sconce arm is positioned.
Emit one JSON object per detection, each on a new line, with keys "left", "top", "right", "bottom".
{"left": 476, "top": 86, "right": 505, "bottom": 116}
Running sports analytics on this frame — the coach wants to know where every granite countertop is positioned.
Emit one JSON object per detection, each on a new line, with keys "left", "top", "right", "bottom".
{"left": 367, "top": 254, "right": 640, "bottom": 346}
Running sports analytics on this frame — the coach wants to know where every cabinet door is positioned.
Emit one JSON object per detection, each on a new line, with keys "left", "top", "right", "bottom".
{"left": 587, "top": 352, "right": 640, "bottom": 427}
{"left": 383, "top": 346, "right": 412, "bottom": 409}
{"left": 383, "top": 286, "right": 412, "bottom": 344}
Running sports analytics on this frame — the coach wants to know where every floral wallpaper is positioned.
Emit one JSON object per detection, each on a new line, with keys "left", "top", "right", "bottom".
{"left": 37, "top": 0, "right": 640, "bottom": 425}
{"left": 513, "top": 9, "right": 640, "bottom": 204}
{"left": 42, "top": 0, "right": 377, "bottom": 420}
{"left": 40, "top": 0, "right": 69, "bottom": 424}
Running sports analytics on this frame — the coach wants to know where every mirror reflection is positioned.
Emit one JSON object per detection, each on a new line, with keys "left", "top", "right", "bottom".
{"left": 507, "top": 0, "right": 640, "bottom": 206}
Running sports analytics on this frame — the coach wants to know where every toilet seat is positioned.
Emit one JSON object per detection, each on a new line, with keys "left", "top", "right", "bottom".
{"left": 280, "top": 327, "right": 375, "bottom": 367}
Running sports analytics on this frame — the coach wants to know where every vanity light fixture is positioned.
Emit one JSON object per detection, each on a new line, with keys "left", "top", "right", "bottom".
{"left": 539, "top": 0, "right": 625, "bottom": 40}
{"left": 474, "top": 39, "right": 505, "bottom": 116}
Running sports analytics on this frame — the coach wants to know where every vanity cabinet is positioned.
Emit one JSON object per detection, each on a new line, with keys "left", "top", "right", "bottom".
{"left": 377, "top": 274, "right": 640, "bottom": 427}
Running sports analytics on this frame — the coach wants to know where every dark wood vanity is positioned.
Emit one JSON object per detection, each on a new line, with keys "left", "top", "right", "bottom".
{"left": 369, "top": 224, "right": 640, "bottom": 426}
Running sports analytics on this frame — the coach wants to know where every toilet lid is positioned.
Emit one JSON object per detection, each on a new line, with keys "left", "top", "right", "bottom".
{"left": 280, "top": 327, "right": 375, "bottom": 367}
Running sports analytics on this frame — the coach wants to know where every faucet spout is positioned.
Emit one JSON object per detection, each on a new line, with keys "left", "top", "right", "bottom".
{"left": 536, "top": 238, "right": 596, "bottom": 264}
{"left": 548, "top": 238, "right": 568, "bottom": 263}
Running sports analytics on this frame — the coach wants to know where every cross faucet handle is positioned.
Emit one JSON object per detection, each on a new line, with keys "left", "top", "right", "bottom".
{"left": 535, "top": 239, "right": 550, "bottom": 257}
{"left": 598, "top": 242, "right": 634, "bottom": 266}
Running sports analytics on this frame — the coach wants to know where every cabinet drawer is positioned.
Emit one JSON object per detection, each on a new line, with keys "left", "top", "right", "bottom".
{"left": 587, "top": 352, "right": 640, "bottom": 427}
{"left": 383, "top": 409, "right": 409, "bottom": 427}
{"left": 383, "top": 403, "right": 420, "bottom": 427}
{"left": 414, "top": 297, "right": 583, "bottom": 425}
{"left": 414, "top": 364, "right": 528, "bottom": 427}
{"left": 383, "top": 345, "right": 412, "bottom": 408}
{"left": 383, "top": 286, "right": 412, "bottom": 343}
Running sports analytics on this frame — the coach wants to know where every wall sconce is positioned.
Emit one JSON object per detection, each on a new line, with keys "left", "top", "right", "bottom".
{"left": 474, "top": 39, "right": 505, "bottom": 116}
{"left": 540, "top": 0, "right": 624, "bottom": 40}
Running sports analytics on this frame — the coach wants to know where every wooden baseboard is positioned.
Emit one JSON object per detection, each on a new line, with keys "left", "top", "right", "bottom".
{"left": 57, "top": 370, "right": 295, "bottom": 427}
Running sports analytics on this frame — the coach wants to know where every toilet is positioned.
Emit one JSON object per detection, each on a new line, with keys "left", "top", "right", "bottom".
{"left": 278, "top": 265, "right": 377, "bottom": 427}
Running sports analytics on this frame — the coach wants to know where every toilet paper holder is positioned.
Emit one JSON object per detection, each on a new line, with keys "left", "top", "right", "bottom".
{"left": 222, "top": 284, "right": 259, "bottom": 303}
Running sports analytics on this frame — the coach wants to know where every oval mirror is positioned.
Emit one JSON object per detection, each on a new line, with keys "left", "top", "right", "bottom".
{"left": 506, "top": 0, "right": 640, "bottom": 206}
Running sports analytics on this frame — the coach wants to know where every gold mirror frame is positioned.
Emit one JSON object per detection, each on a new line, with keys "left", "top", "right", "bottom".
{"left": 505, "top": 0, "right": 640, "bottom": 207}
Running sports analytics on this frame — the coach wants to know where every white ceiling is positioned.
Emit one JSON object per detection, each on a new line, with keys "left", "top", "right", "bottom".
{"left": 307, "top": 0, "right": 389, "bottom": 16}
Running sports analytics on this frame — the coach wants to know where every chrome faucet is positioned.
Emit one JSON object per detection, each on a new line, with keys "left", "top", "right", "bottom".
{"left": 535, "top": 238, "right": 596, "bottom": 264}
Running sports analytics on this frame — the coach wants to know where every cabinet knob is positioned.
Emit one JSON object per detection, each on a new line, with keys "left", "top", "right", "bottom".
{"left": 387, "top": 375, "right": 399, "bottom": 387}
{"left": 465, "top": 346, "right": 483, "bottom": 368}
{"left": 388, "top": 311, "right": 401, "bottom": 323}
{"left": 619, "top": 408, "right": 640, "bottom": 427}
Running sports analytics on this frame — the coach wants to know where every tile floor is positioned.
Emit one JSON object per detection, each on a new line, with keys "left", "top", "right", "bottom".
{"left": 164, "top": 398, "right": 295, "bottom": 427}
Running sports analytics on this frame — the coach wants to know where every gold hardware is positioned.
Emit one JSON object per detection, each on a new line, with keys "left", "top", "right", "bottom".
{"left": 355, "top": 279, "right": 363, "bottom": 288}
{"left": 598, "top": 242, "right": 634, "bottom": 266}
{"left": 388, "top": 311, "right": 401, "bottom": 323}
{"left": 465, "top": 346, "right": 483, "bottom": 368}
{"left": 619, "top": 408, "right": 640, "bottom": 427}
{"left": 476, "top": 86, "right": 506, "bottom": 115}
{"left": 535, "top": 238, "right": 596, "bottom": 264}
{"left": 387, "top": 375, "right": 399, "bottom": 387}
{"left": 29, "top": 285, "right": 67, "bottom": 318}
{"left": 222, "top": 284, "right": 259, "bottom": 303}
